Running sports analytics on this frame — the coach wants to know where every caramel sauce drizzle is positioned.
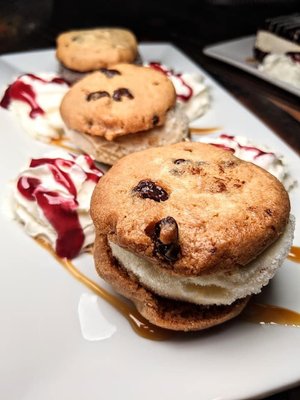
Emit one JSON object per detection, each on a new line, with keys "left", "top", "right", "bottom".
{"left": 36, "top": 238, "right": 172, "bottom": 341}
{"left": 49, "top": 137, "right": 80, "bottom": 153}
{"left": 190, "top": 127, "right": 221, "bottom": 135}
{"left": 242, "top": 302, "right": 300, "bottom": 327}
{"left": 288, "top": 246, "right": 300, "bottom": 264}
{"left": 245, "top": 57, "right": 258, "bottom": 64}
{"left": 35, "top": 239, "right": 300, "bottom": 338}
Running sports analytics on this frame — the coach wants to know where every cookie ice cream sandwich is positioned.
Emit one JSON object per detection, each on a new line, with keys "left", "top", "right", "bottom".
{"left": 56, "top": 28, "right": 139, "bottom": 83}
{"left": 91, "top": 142, "right": 294, "bottom": 331}
{"left": 60, "top": 64, "right": 189, "bottom": 165}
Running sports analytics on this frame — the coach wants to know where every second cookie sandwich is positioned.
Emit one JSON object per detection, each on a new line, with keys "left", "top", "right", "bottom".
{"left": 60, "top": 64, "right": 189, "bottom": 165}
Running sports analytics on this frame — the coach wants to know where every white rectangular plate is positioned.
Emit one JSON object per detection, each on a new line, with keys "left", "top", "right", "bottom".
{"left": 0, "top": 44, "right": 300, "bottom": 400}
{"left": 203, "top": 35, "right": 300, "bottom": 97}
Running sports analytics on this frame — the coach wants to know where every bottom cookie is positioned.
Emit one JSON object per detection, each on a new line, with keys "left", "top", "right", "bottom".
{"left": 94, "top": 234, "right": 249, "bottom": 331}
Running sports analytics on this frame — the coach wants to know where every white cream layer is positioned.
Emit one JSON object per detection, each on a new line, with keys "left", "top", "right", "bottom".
{"left": 7, "top": 73, "right": 69, "bottom": 142}
{"left": 145, "top": 63, "right": 210, "bottom": 121}
{"left": 109, "top": 216, "right": 294, "bottom": 306}
{"left": 255, "top": 31, "right": 300, "bottom": 53}
{"left": 258, "top": 54, "right": 300, "bottom": 90}
{"left": 12, "top": 150, "right": 101, "bottom": 253}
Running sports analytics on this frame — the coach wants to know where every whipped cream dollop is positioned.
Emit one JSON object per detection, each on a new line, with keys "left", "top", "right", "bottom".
{"left": 0, "top": 73, "right": 69, "bottom": 142}
{"left": 258, "top": 54, "right": 300, "bottom": 89}
{"left": 12, "top": 150, "right": 103, "bottom": 259}
{"left": 109, "top": 216, "right": 294, "bottom": 306}
{"left": 200, "top": 134, "right": 296, "bottom": 190}
{"left": 146, "top": 62, "right": 210, "bottom": 121}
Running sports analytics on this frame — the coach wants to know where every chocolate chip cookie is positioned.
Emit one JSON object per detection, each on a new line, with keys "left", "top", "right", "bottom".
{"left": 60, "top": 64, "right": 189, "bottom": 164}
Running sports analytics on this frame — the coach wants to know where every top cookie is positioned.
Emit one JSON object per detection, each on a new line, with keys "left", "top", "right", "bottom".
{"left": 91, "top": 142, "right": 290, "bottom": 275}
{"left": 60, "top": 64, "right": 176, "bottom": 141}
{"left": 56, "top": 28, "right": 138, "bottom": 72}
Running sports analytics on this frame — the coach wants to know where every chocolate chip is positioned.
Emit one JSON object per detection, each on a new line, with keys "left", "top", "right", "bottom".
{"left": 171, "top": 159, "right": 207, "bottom": 176}
{"left": 152, "top": 115, "right": 159, "bottom": 126}
{"left": 173, "top": 159, "right": 187, "bottom": 165}
{"left": 86, "top": 91, "right": 110, "bottom": 101}
{"left": 132, "top": 180, "right": 169, "bottom": 202}
{"left": 265, "top": 209, "right": 273, "bottom": 216}
{"left": 112, "top": 88, "right": 134, "bottom": 101}
{"left": 99, "top": 68, "right": 121, "bottom": 78}
{"left": 152, "top": 217, "right": 181, "bottom": 263}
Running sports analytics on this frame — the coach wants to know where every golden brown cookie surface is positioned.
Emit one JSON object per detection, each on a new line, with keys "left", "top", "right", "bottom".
{"left": 91, "top": 142, "right": 290, "bottom": 275}
{"left": 56, "top": 28, "right": 138, "bottom": 72}
{"left": 60, "top": 64, "right": 176, "bottom": 140}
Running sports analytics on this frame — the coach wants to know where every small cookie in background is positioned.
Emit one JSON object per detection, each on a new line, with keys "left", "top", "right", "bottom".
{"left": 56, "top": 27, "right": 139, "bottom": 83}
{"left": 60, "top": 63, "right": 189, "bottom": 165}
{"left": 90, "top": 141, "right": 294, "bottom": 331}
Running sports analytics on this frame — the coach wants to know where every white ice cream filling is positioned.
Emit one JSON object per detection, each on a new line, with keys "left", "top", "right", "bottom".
{"left": 109, "top": 216, "right": 294, "bottom": 306}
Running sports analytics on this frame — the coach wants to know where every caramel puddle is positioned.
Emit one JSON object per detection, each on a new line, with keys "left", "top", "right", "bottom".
{"left": 242, "top": 302, "right": 300, "bottom": 327}
{"left": 245, "top": 57, "right": 257, "bottom": 64}
{"left": 35, "top": 239, "right": 300, "bottom": 337}
{"left": 49, "top": 137, "right": 80, "bottom": 153}
{"left": 36, "top": 238, "right": 172, "bottom": 341}
{"left": 288, "top": 246, "right": 300, "bottom": 264}
{"left": 190, "top": 127, "right": 221, "bottom": 135}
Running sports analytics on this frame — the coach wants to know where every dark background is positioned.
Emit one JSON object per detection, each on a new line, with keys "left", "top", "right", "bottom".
{"left": 0, "top": 0, "right": 299, "bottom": 53}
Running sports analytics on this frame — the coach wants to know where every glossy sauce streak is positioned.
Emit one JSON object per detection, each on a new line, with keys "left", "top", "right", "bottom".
{"left": 242, "top": 302, "right": 300, "bottom": 327}
{"left": 18, "top": 156, "right": 102, "bottom": 259}
{"left": 288, "top": 246, "right": 300, "bottom": 263}
{"left": 245, "top": 57, "right": 258, "bottom": 64}
{"left": 36, "top": 241, "right": 300, "bottom": 338}
{"left": 0, "top": 73, "right": 68, "bottom": 118}
{"left": 37, "top": 239, "right": 172, "bottom": 341}
{"left": 190, "top": 127, "right": 220, "bottom": 135}
{"left": 50, "top": 138, "right": 81, "bottom": 153}
{"left": 149, "top": 62, "right": 193, "bottom": 101}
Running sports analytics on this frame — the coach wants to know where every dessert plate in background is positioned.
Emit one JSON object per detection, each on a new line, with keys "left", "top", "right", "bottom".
{"left": 0, "top": 44, "right": 300, "bottom": 400}
{"left": 203, "top": 35, "right": 300, "bottom": 97}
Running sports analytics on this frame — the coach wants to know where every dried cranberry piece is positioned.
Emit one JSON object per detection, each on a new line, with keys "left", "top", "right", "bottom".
{"left": 287, "top": 52, "right": 300, "bottom": 63}
{"left": 86, "top": 91, "right": 110, "bottom": 101}
{"left": 112, "top": 88, "right": 134, "bottom": 101}
{"left": 133, "top": 180, "right": 169, "bottom": 202}
{"left": 173, "top": 159, "right": 187, "bottom": 164}
{"left": 152, "top": 115, "right": 159, "bottom": 126}
{"left": 99, "top": 68, "right": 121, "bottom": 78}
{"left": 152, "top": 216, "right": 181, "bottom": 262}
